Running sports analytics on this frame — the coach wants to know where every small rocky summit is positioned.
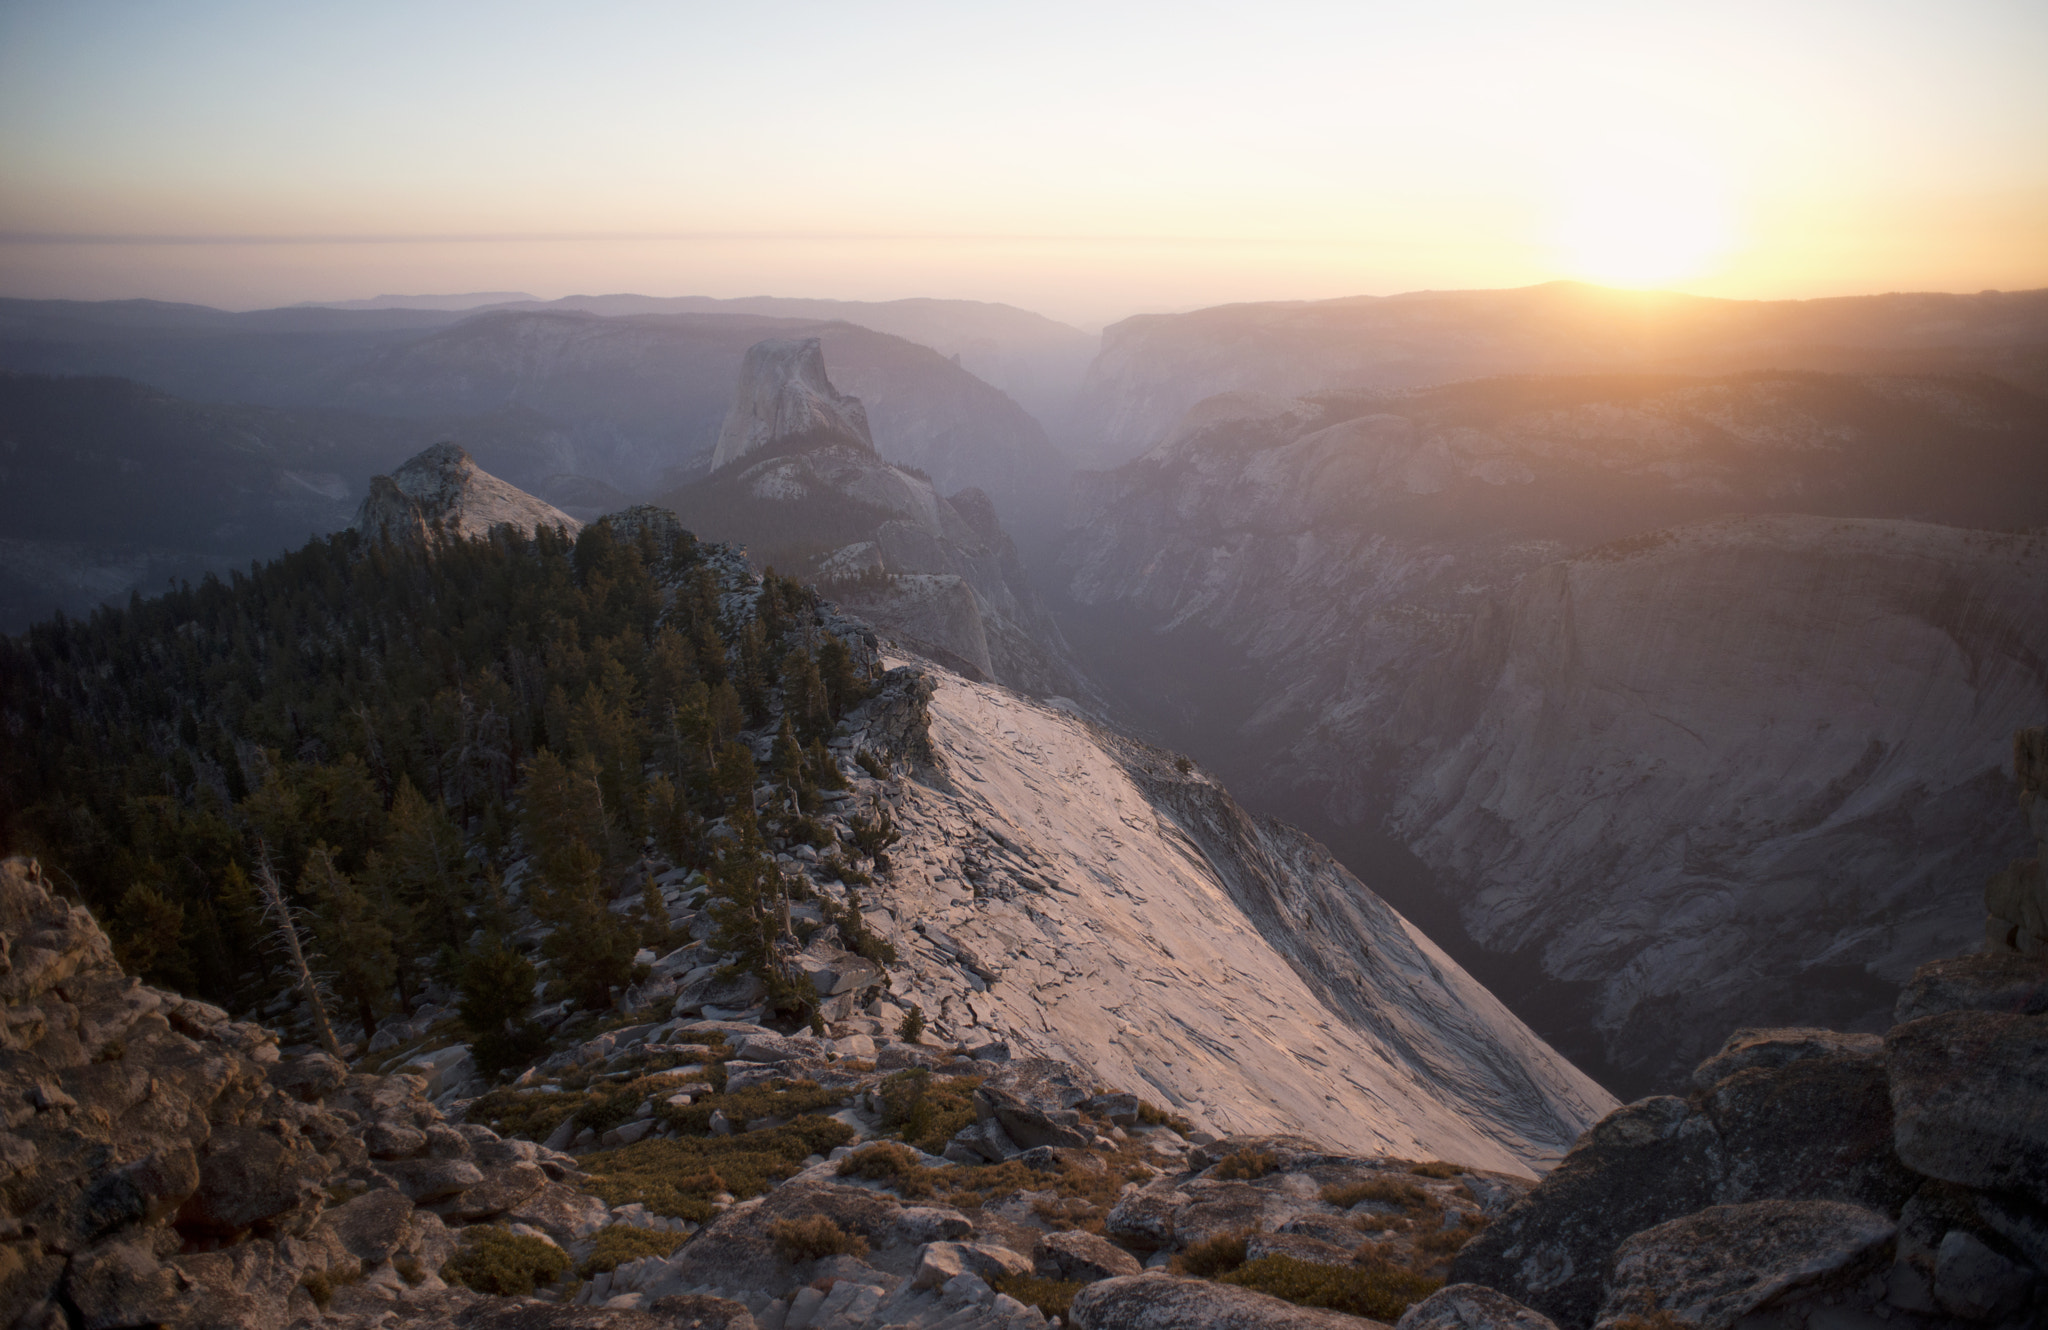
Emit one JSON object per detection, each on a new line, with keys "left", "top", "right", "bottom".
{"left": 352, "top": 442, "right": 583, "bottom": 545}
{"left": 712, "top": 337, "right": 876, "bottom": 471}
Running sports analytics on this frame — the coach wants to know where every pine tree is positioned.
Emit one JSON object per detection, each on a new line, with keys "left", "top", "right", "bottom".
{"left": 302, "top": 844, "right": 396, "bottom": 1038}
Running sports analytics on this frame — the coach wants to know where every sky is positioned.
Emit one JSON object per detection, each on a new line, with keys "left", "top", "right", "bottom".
{"left": 1, "top": 0, "right": 2043, "bottom": 326}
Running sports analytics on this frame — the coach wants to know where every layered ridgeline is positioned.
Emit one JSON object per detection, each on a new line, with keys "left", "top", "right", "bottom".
{"left": 1071, "top": 282, "right": 2048, "bottom": 466}
{"left": 663, "top": 338, "right": 1092, "bottom": 700}
{"left": 1062, "top": 372, "right": 2048, "bottom": 1089}
{"left": 0, "top": 297, "right": 1070, "bottom": 525}
{"left": 0, "top": 456, "right": 1617, "bottom": 1326}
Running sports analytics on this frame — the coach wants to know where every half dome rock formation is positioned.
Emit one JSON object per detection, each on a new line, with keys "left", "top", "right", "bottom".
{"left": 351, "top": 442, "right": 581, "bottom": 544}
{"left": 711, "top": 336, "right": 876, "bottom": 471}
{"left": 666, "top": 339, "right": 1094, "bottom": 700}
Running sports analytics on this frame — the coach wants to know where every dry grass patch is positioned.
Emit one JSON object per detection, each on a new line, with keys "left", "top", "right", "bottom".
{"left": 836, "top": 1142, "right": 935, "bottom": 1198}
{"left": 1407, "top": 1160, "right": 1469, "bottom": 1180}
{"left": 876, "top": 1068, "right": 981, "bottom": 1153}
{"left": 1211, "top": 1149, "right": 1279, "bottom": 1180}
{"left": 1220, "top": 1253, "right": 1441, "bottom": 1322}
{"left": 1321, "top": 1177, "right": 1430, "bottom": 1212}
{"left": 1176, "top": 1229, "right": 1251, "bottom": 1277}
{"left": 581, "top": 1115, "right": 856, "bottom": 1220}
{"left": 989, "top": 1271, "right": 1086, "bottom": 1319}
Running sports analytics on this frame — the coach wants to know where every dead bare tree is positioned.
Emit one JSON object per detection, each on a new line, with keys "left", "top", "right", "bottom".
{"left": 253, "top": 843, "right": 344, "bottom": 1061}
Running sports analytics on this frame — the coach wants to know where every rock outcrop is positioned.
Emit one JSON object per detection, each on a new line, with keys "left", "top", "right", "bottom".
{"left": 353, "top": 442, "right": 581, "bottom": 544}
{"left": 0, "top": 855, "right": 617, "bottom": 1330}
{"left": 711, "top": 338, "right": 876, "bottom": 471}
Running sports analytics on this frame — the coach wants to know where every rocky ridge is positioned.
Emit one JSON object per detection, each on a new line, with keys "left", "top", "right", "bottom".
{"left": 713, "top": 339, "right": 878, "bottom": 472}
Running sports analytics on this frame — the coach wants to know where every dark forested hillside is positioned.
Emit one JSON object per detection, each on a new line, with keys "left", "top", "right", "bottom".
{"left": 0, "top": 509, "right": 885, "bottom": 1061}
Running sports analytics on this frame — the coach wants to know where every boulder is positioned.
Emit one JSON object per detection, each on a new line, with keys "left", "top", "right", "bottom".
{"left": 1886, "top": 1009, "right": 2048, "bottom": 1198}
{"left": 1245, "top": 1231, "right": 1358, "bottom": 1268}
{"left": 648, "top": 1181, "right": 906, "bottom": 1294}
{"left": 643, "top": 1293, "right": 760, "bottom": 1330}
{"left": 178, "top": 1124, "right": 331, "bottom": 1235}
{"left": 1038, "top": 1229, "right": 1143, "bottom": 1281}
{"left": 733, "top": 1031, "right": 828, "bottom": 1063}
{"left": 1174, "top": 1181, "right": 1289, "bottom": 1250}
{"left": 795, "top": 944, "right": 883, "bottom": 999}
{"left": 434, "top": 1160, "right": 550, "bottom": 1222}
{"left": 1894, "top": 951, "right": 2048, "bottom": 1023}
{"left": 973, "top": 1059, "right": 1093, "bottom": 1149}
{"left": 1395, "top": 1286, "right": 1560, "bottom": 1330}
{"left": 913, "top": 1240, "right": 1035, "bottom": 1290}
{"left": 64, "top": 1241, "right": 182, "bottom": 1330}
{"left": 1071, "top": 1272, "right": 1393, "bottom": 1329}
{"left": 506, "top": 1181, "right": 612, "bottom": 1246}
{"left": 319, "top": 1186, "right": 416, "bottom": 1263}
{"left": 1596, "top": 1200, "right": 1895, "bottom": 1330}
{"left": 1933, "top": 1228, "right": 2036, "bottom": 1321}
{"left": 1449, "top": 1096, "right": 1719, "bottom": 1329}
{"left": 379, "top": 1156, "right": 484, "bottom": 1204}
{"left": 1689, "top": 1027, "right": 1882, "bottom": 1089}
{"left": 1081, "top": 1092, "right": 1141, "bottom": 1125}
{"left": 1698, "top": 1051, "right": 1914, "bottom": 1212}
{"left": 267, "top": 1053, "right": 348, "bottom": 1103}
{"left": 1106, "top": 1181, "right": 1191, "bottom": 1251}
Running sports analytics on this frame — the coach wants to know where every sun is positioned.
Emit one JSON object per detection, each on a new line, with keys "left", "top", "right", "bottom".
{"left": 1552, "top": 152, "right": 1733, "bottom": 289}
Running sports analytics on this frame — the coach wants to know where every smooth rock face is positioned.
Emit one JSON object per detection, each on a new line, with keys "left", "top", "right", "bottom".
{"left": 868, "top": 666, "right": 1616, "bottom": 1174}
{"left": 712, "top": 337, "right": 875, "bottom": 471}
{"left": 1070, "top": 1271, "right": 1393, "bottom": 1330}
{"left": 1596, "top": 1200, "right": 1895, "bottom": 1330}
{"left": 1885, "top": 1009, "right": 2048, "bottom": 1199}
{"left": 1395, "top": 1285, "right": 1559, "bottom": 1330}
{"left": 353, "top": 442, "right": 580, "bottom": 544}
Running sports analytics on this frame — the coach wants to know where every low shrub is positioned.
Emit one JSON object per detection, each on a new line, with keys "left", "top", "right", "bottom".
{"left": 1321, "top": 1177, "right": 1430, "bottom": 1212}
{"left": 1135, "top": 1101, "right": 1194, "bottom": 1136}
{"left": 578, "top": 1224, "right": 688, "bottom": 1278}
{"left": 1408, "top": 1161, "right": 1468, "bottom": 1180}
{"left": 770, "top": 1215, "right": 868, "bottom": 1262}
{"left": 1177, "top": 1229, "right": 1251, "bottom": 1277}
{"left": 876, "top": 1068, "right": 980, "bottom": 1153}
{"left": 1220, "top": 1254, "right": 1441, "bottom": 1322}
{"left": 836, "top": 1142, "right": 934, "bottom": 1197}
{"left": 656, "top": 1079, "right": 847, "bottom": 1136}
{"left": 989, "top": 1271, "right": 1086, "bottom": 1319}
{"left": 581, "top": 1115, "right": 857, "bottom": 1220}
{"left": 1211, "top": 1149, "right": 1279, "bottom": 1180}
{"left": 441, "top": 1225, "right": 572, "bottom": 1296}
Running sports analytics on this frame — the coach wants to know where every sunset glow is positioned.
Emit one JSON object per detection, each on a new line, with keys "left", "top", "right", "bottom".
{"left": 1, "top": 1, "right": 2043, "bottom": 320}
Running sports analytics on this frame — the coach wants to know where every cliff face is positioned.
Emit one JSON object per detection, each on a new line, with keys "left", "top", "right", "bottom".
{"left": 1061, "top": 373, "right": 2048, "bottom": 1087}
{"left": 351, "top": 442, "right": 581, "bottom": 545}
{"left": 1392, "top": 516, "right": 2048, "bottom": 1080}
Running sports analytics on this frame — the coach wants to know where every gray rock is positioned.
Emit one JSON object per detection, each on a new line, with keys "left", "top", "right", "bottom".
{"left": 913, "top": 1240, "right": 1035, "bottom": 1290}
{"left": 1596, "top": 1200, "right": 1895, "bottom": 1330}
{"left": 712, "top": 337, "right": 875, "bottom": 471}
{"left": 320, "top": 1186, "right": 415, "bottom": 1262}
{"left": 1689, "top": 1027, "right": 1882, "bottom": 1089}
{"left": 353, "top": 443, "right": 579, "bottom": 544}
{"left": 1886, "top": 1009, "right": 2048, "bottom": 1198}
{"left": 896, "top": 1205, "right": 976, "bottom": 1244}
{"left": 433, "top": 1160, "right": 550, "bottom": 1222}
{"left": 1934, "top": 1228, "right": 2035, "bottom": 1321}
{"left": 650, "top": 1181, "right": 907, "bottom": 1294}
{"left": 1081, "top": 1092, "right": 1141, "bottom": 1125}
{"left": 1894, "top": 951, "right": 2048, "bottom": 1023}
{"left": 178, "top": 1124, "right": 331, "bottom": 1235}
{"left": 1038, "top": 1229, "right": 1143, "bottom": 1282}
{"left": 379, "top": 1155, "right": 484, "bottom": 1204}
{"left": 364, "top": 1120, "right": 429, "bottom": 1159}
{"left": 267, "top": 1052, "right": 347, "bottom": 1103}
{"left": 973, "top": 1059, "right": 1093, "bottom": 1149}
{"left": 1106, "top": 1181, "right": 1190, "bottom": 1251}
{"left": 1070, "top": 1271, "right": 1393, "bottom": 1329}
{"left": 1395, "top": 1285, "right": 1559, "bottom": 1330}
{"left": 1245, "top": 1232, "right": 1357, "bottom": 1268}
{"left": 644, "top": 1293, "right": 760, "bottom": 1330}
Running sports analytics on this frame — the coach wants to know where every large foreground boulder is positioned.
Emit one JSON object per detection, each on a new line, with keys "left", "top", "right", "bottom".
{"left": 1394, "top": 1286, "right": 1558, "bottom": 1330}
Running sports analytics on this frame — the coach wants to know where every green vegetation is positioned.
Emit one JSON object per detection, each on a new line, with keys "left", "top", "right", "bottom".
{"left": 579, "top": 1115, "right": 856, "bottom": 1221}
{"left": 1219, "top": 1254, "right": 1442, "bottom": 1321}
{"left": 577, "top": 1224, "right": 688, "bottom": 1278}
{"left": 897, "top": 1004, "right": 926, "bottom": 1044}
{"left": 0, "top": 515, "right": 878, "bottom": 1035}
{"left": 1136, "top": 1100, "right": 1194, "bottom": 1136}
{"left": 769, "top": 1215, "right": 867, "bottom": 1263}
{"left": 836, "top": 1141, "right": 935, "bottom": 1198}
{"left": 441, "top": 1225, "right": 572, "bottom": 1296}
{"left": 875, "top": 1066, "right": 977, "bottom": 1153}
